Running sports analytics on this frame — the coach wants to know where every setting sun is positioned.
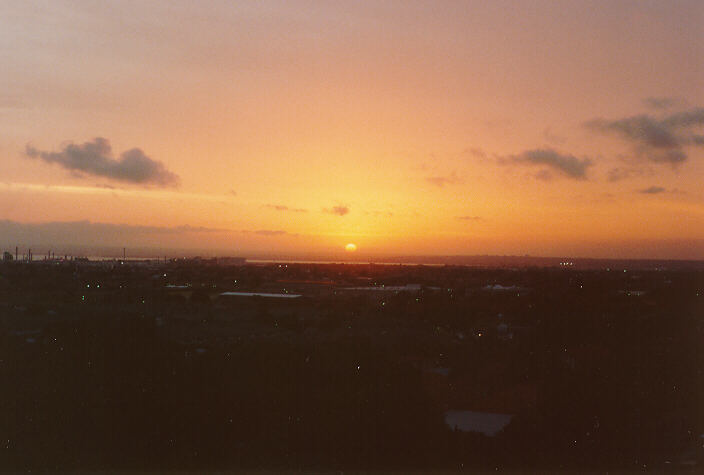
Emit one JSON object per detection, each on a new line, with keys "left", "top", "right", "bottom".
{"left": 345, "top": 243, "right": 357, "bottom": 252}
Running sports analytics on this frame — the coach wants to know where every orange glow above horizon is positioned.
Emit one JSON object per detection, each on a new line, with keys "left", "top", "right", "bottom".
{"left": 1, "top": 1, "right": 703, "bottom": 259}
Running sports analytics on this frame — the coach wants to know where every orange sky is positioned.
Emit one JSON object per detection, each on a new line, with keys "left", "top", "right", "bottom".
{"left": 1, "top": 1, "right": 704, "bottom": 259}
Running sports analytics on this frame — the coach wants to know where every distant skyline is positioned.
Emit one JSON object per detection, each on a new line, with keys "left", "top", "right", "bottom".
{"left": 2, "top": 1, "right": 704, "bottom": 259}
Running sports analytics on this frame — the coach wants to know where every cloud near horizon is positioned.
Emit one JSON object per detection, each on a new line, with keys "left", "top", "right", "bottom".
{"left": 25, "top": 137, "right": 180, "bottom": 186}
{"left": 507, "top": 148, "right": 593, "bottom": 180}
{"left": 253, "top": 229, "right": 288, "bottom": 236}
{"left": 0, "top": 220, "right": 302, "bottom": 256}
{"left": 585, "top": 107, "right": 704, "bottom": 166}
{"left": 0, "top": 220, "right": 226, "bottom": 250}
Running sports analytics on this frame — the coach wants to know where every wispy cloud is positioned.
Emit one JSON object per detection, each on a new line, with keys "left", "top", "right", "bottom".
{"left": 638, "top": 186, "right": 667, "bottom": 194}
{"left": 505, "top": 148, "right": 593, "bottom": 180}
{"left": 0, "top": 219, "right": 302, "bottom": 252}
{"left": 25, "top": 137, "right": 180, "bottom": 186}
{"left": 254, "top": 229, "right": 288, "bottom": 236}
{"left": 464, "top": 147, "right": 486, "bottom": 158}
{"left": 324, "top": 205, "right": 350, "bottom": 216}
{"left": 171, "top": 224, "right": 225, "bottom": 233}
{"left": 607, "top": 167, "right": 642, "bottom": 182}
{"left": 426, "top": 171, "right": 462, "bottom": 187}
{"left": 0, "top": 219, "right": 226, "bottom": 248}
{"left": 643, "top": 97, "right": 680, "bottom": 110}
{"left": 0, "top": 182, "right": 235, "bottom": 204}
{"left": 543, "top": 128, "right": 566, "bottom": 145}
{"left": 456, "top": 215, "right": 482, "bottom": 221}
{"left": 264, "top": 204, "right": 308, "bottom": 212}
{"left": 365, "top": 210, "right": 394, "bottom": 217}
{"left": 585, "top": 107, "right": 704, "bottom": 166}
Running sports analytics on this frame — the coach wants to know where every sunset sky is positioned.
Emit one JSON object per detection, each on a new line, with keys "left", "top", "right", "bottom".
{"left": 1, "top": 0, "right": 704, "bottom": 259}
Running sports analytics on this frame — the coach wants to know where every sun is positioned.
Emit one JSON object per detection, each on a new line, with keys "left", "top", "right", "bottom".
{"left": 345, "top": 243, "right": 357, "bottom": 252}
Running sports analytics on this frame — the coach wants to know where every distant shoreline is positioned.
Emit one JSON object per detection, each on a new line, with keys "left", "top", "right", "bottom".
{"left": 13, "top": 253, "right": 704, "bottom": 270}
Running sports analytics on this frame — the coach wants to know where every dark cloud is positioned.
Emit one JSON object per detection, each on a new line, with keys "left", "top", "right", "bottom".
{"left": 456, "top": 216, "right": 482, "bottom": 221}
{"left": 507, "top": 148, "right": 593, "bottom": 180}
{"left": 643, "top": 97, "right": 678, "bottom": 110}
{"left": 324, "top": 205, "right": 350, "bottom": 216}
{"left": 638, "top": 186, "right": 667, "bottom": 194}
{"left": 587, "top": 116, "right": 678, "bottom": 148}
{"left": 662, "top": 108, "right": 704, "bottom": 128}
{"left": 25, "top": 137, "right": 180, "bottom": 186}
{"left": 585, "top": 108, "right": 704, "bottom": 166}
{"left": 264, "top": 204, "right": 307, "bottom": 212}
